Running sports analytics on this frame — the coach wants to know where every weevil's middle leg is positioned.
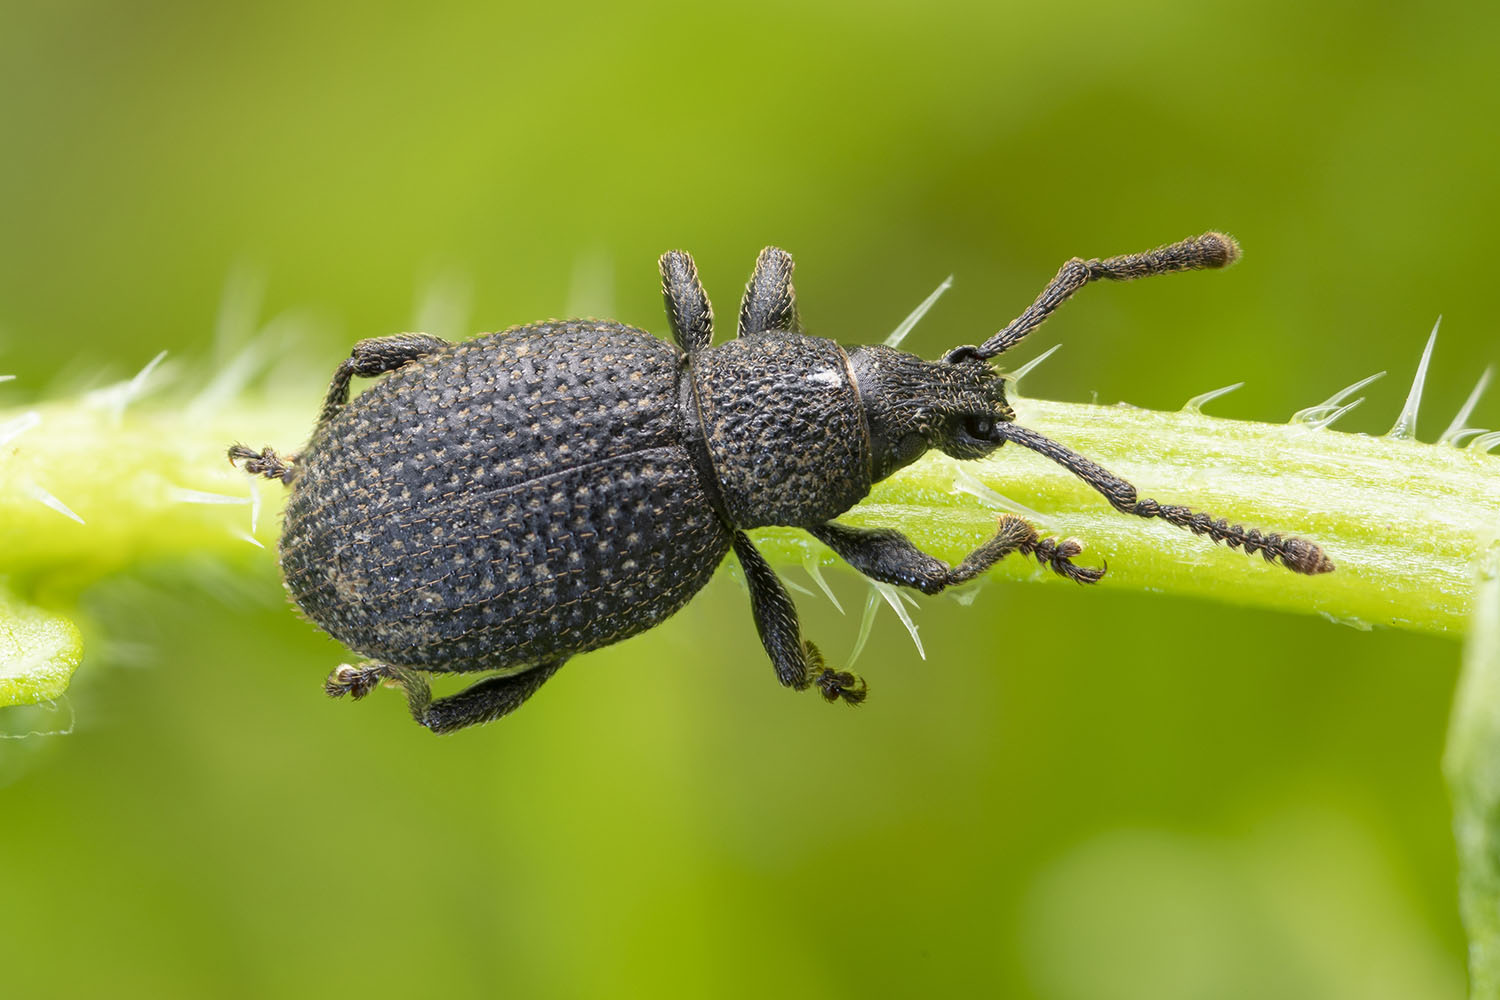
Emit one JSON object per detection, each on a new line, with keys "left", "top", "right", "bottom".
{"left": 812, "top": 516, "right": 1105, "bottom": 592}
{"left": 732, "top": 530, "right": 866, "bottom": 705}
{"left": 803, "top": 639, "right": 866, "bottom": 706}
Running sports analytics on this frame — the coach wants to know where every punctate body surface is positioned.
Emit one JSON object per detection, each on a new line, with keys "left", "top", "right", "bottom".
{"left": 280, "top": 321, "right": 732, "bottom": 672}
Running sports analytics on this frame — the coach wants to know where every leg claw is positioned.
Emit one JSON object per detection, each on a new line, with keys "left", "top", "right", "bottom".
{"left": 1019, "top": 531, "right": 1106, "bottom": 584}
{"left": 814, "top": 668, "right": 868, "bottom": 706}
{"left": 325, "top": 664, "right": 382, "bottom": 699}
{"left": 800, "top": 639, "right": 868, "bottom": 706}
{"left": 227, "top": 443, "right": 295, "bottom": 481}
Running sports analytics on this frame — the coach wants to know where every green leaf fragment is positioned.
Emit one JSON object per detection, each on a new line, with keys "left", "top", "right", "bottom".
{"left": 0, "top": 591, "right": 84, "bottom": 707}
{"left": 1445, "top": 547, "right": 1500, "bottom": 999}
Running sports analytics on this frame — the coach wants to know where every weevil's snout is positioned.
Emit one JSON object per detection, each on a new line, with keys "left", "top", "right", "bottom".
{"left": 936, "top": 358, "right": 1014, "bottom": 460}
{"left": 848, "top": 345, "right": 1015, "bottom": 479}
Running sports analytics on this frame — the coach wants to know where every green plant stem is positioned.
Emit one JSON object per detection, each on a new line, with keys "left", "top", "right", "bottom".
{"left": 0, "top": 397, "right": 305, "bottom": 587}
{"left": 759, "top": 396, "right": 1500, "bottom": 635}
{"left": 2, "top": 391, "right": 1498, "bottom": 707}
{"left": 1, "top": 394, "right": 304, "bottom": 706}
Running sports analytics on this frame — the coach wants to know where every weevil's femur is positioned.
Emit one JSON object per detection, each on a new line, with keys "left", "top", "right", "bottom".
{"left": 847, "top": 344, "right": 1015, "bottom": 479}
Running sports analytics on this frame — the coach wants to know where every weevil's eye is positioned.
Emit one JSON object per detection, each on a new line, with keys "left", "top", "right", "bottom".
{"left": 939, "top": 414, "right": 1002, "bottom": 461}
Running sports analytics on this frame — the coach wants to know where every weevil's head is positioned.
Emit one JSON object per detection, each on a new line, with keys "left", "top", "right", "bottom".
{"left": 847, "top": 344, "right": 1015, "bottom": 481}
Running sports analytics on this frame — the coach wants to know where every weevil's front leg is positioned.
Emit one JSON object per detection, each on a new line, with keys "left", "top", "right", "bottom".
{"left": 317, "top": 333, "right": 449, "bottom": 431}
{"left": 738, "top": 246, "right": 800, "bottom": 337}
{"left": 326, "top": 660, "right": 564, "bottom": 733}
{"left": 811, "top": 516, "right": 1106, "bottom": 590}
{"left": 731, "top": 530, "right": 865, "bottom": 705}
{"left": 659, "top": 250, "right": 714, "bottom": 355}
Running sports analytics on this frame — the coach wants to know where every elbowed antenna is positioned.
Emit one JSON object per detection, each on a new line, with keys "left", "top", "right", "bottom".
{"left": 991, "top": 422, "right": 1334, "bottom": 576}
{"left": 945, "top": 232, "right": 1241, "bottom": 364}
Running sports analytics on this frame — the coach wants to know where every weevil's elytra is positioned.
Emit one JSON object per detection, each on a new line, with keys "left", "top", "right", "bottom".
{"left": 230, "top": 233, "right": 1333, "bottom": 734}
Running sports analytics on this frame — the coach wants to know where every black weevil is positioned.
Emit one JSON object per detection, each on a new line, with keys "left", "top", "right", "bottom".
{"left": 230, "top": 233, "right": 1332, "bottom": 733}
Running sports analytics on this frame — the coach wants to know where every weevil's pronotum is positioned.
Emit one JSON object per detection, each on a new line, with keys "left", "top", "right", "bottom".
{"left": 230, "top": 233, "right": 1332, "bottom": 733}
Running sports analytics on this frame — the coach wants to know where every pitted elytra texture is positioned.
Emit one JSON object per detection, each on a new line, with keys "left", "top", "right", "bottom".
{"left": 232, "top": 234, "right": 1332, "bottom": 734}
{"left": 281, "top": 323, "right": 730, "bottom": 670}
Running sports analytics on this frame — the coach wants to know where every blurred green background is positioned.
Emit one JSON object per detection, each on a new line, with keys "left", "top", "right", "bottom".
{"left": 2, "top": 2, "right": 1496, "bottom": 997}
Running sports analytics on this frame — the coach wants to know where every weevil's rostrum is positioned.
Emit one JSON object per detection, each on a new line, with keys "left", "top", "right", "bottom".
{"left": 230, "top": 233, "right": 1333, "bottom": 734}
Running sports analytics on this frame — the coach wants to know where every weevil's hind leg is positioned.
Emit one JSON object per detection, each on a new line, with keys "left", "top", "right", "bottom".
{"left": 326, "top": 662, "right": 432, "bottom": 718}
{"left": 227, "top": 443, "right": 297, "bottom": 482}
{"left": 731, "top": 530, "right": 865, "bottom": 705}
{"left": 229, "top": 334, "right": 446, "bottom": 482}
{"left": 419, "top": 661, "right": 566, "bottom": 734}
{"left": 738, "top": 246, "right": 800, "bottom": 337}
{"left": 317, "top": 333, "right": 450, "bottom": 432}
{"left": 811, "top": 516, "right": 1105, "bottom": 591}
{"left": 951, "top": 232, "right": 1241, "bottom": 362}
{"left": 659, "top": 250, "right": 714, "bottom": 355}
{"left": 325, "top": 660, "right": 565, "bottom": 733}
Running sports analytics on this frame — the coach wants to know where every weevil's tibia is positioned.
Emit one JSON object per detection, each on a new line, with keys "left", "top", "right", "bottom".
{"left": 949, "top": 232, "right": 1241, "bottom": 363}
{"left": 993, "top": 423, "right": 1334, "bottom": 575}
{"left": 227, "top": 443, "right": 296, "bottom": 482}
